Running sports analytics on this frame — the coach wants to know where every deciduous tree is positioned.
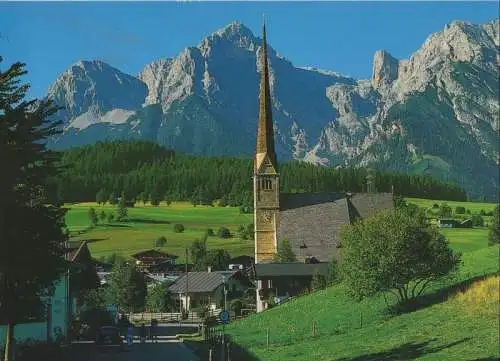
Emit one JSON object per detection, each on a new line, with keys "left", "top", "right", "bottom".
{"left": 340, "top": 209, "right": 461, "bottom": 308}
{"left": 146, "top": 282, "right": 172, "bottom": 312}
{"left": 107, "top": 261, "right": 147, "bottom": 313}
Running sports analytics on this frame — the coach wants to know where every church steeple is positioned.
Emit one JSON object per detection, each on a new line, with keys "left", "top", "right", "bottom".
{"left": 255, "top": 21, "right": 277, "bottom": 170}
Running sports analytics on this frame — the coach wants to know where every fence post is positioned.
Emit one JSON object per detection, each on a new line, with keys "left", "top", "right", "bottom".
{"left": 360, "top": 311, "right": 363, "bottom": 329}
{"left": 209, "top": 348, "right": 213, "bottom": 361}
{"left": 266, "top": 328, "right": 270, "bottom": 351}
{"left": 312, "top": 320, "right": 316, "bottom": 337}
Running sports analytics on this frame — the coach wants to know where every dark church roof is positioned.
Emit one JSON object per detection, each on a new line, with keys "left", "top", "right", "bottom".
{"left": 277, "top": 192, "right": 394, "bottom": 262}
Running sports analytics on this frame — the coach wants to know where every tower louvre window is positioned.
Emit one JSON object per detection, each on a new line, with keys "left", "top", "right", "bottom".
{"left": 261, "top": 177, "right": 272, "bottom": 190}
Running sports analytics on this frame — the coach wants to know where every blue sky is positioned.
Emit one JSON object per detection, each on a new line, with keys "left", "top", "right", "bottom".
{"left": 0, "top": 1, "right": 497, "bottom": 99}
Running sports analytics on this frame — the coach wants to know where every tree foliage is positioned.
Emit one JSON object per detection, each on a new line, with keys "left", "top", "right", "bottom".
{"left": 107, "top": 261, "right": 147, "bottom": 313}
{"left": 146, "top": 282, "right": 172, "bottom": 312}
{"left": 273, "top": 239, "right": 297, "bottom": 263}
{"left": 173, "top": 223, "right": 185, "bottom": 233}
{"left": 204, "top": 249, "right": 231, "bottom": 271}
{"left": 155, "top": 236, "right": 167, "bottom": 248}
{"left": 471, "top": 214, "right": 484, "bottom": 227}
{"left": 340, "top": 209, "right": 461, "bottom": 307}
{"left": 53, "top": 140, "right": 468, "bottom": 205}
{"left": 0, "top": 57, "right": 68, "bottom": 360}
{"left": 217, "top": 226, "right": 231, "bottom": 239}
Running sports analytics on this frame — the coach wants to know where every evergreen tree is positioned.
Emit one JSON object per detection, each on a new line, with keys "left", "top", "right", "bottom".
{"left": 0, "top": 57, "right": 67, "bottom": 361}
{"left": 88, "top": 207, "right": 98, "bottom": 226}
{"left": 96, "top": 188, "right": 107, "bottom": 205}
{"left": 273, "top": 239, "right": 297, "bottom": 263}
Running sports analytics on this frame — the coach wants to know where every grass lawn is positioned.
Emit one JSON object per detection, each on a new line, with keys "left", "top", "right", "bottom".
{"left": 225, "top": 245, "right": 500, "bottom": 361}
{"left": 441, "top": 228, "right": 491, "bottom": 253}
{"left": 64, "top": 202, "right": 254, "bottom": 261}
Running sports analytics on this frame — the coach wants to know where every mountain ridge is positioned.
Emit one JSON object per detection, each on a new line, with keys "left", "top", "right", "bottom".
{"left": 45, "top": 19, "right": 499, "bottom": 200}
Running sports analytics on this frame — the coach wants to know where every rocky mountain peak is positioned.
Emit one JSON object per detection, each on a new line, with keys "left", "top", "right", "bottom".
{"left": 371, "top": 50, "right": 399, "bottom": 90}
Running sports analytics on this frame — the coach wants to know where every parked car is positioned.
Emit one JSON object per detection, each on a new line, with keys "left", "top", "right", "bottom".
{"left": 95, "top": 326, "right": 123, "bottom": 351}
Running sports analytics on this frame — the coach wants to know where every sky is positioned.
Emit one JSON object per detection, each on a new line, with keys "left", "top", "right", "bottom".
{"left": 0, "top": 1, "right": 497, "bottom": 99}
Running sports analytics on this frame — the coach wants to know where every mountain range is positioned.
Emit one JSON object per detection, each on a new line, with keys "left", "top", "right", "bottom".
{"left": 45, "top": 20, "right": 499, "bottom": 200}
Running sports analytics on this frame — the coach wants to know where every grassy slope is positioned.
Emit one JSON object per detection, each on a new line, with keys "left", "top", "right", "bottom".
{"left": 64, "top": 202, "right": 253, "bottom": 261}
{"left": 226, "top": 245, "right": 499, "bottom": 361}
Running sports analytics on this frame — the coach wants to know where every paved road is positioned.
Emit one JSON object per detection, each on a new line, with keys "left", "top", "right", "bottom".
{"left": 66, "top": 341, "right": 199, "bottom": 361}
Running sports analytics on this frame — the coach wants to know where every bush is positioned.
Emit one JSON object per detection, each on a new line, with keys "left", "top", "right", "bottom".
{"left": 217, "top": 227, "right": 231, "bottom": 239}
{"left": 155, "top": 236, "right": 167, "bottom": 248}
{"left": 479, "top": 209, "right": 486, "bottom": 216}
{"left": 173, "top": 224, "right": 185, "bottom": 233}
{"left": 439, "top": 203, "right": 453, "bottom": 217}
{"left": 471, "top": 215, "right": 485, "bottom": 227}
{"left": 455, "top": 206, "right": 466, "bottom": 214}
{"left": 205, "top": 228, "right": 214, "bottom": 237}
{"left": 107, "top": 212, "right": 115, "bottom": 223}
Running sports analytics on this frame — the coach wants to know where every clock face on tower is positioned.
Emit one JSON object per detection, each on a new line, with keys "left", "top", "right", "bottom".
{"left": 263, "top": 210, "right": 273, "bottom": 224}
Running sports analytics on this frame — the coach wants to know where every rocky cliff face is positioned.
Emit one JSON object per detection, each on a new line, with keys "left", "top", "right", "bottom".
{"left": 45, "top": 20, "right": 499, "bottom": 200}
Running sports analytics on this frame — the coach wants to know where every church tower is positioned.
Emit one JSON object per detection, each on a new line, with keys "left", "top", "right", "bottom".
{"left": 253, "top": 22, "right": 279, "bottom": 265}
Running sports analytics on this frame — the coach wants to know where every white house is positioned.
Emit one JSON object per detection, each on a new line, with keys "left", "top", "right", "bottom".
{"left": 0, "top": 240, "right": 91, "bottom": 346}
{"left": 0, "top": 272, "right": 70, "bottom": 346}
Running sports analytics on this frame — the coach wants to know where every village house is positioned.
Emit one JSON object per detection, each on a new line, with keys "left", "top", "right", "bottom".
{"left": 131, "top": 249, "right": 178, "bottom": 273}
{"left": 168, "top": 269, "right": 254, "bottom": 313}
{"left": 0, "top": 240, "right": 94, "bottom": 345}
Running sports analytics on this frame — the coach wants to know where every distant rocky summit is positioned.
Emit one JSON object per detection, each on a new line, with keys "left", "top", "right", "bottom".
{"left": 45, "top": 20, "right": 499, "bottom": 200}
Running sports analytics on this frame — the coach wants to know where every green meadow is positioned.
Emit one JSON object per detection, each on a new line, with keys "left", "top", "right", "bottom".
{"left": 225, "top": 244, "right": 500, "bottom": 361}
{"left": 64, "top": 202, "right": 254, "bottom": 261}
{"left": 64, "top": 198, "right": 496, "bottom": 261}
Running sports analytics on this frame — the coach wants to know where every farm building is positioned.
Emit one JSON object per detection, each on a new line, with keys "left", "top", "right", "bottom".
{"left": 439, "top": 218, "right": 473, "bottom": 228}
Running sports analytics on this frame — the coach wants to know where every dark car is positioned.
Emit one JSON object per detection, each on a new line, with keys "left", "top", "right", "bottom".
{"left": 95, "top": 326, "right": 124, "bottom": 351}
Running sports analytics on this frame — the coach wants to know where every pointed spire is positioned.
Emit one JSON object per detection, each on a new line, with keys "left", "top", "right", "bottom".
{"left": 255, "top": 19, "right": 277, "bottom": 170}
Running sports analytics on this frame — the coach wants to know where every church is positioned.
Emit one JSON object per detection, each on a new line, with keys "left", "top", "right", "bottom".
{"left": 252, "top": 24, "right": 394, "bottom": 312}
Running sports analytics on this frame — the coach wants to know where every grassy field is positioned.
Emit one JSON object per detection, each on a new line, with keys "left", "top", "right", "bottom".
{"left": 406, "top": 197, "right": 497, "bottom": 214}
{"left": 64, "top": 202, "right": 254, "bottom": 261}
{"left": 225, "top": 245, "right": 500, "bottom": 361}
{"left": 64, "top": 198, "right": 496, "bottom": 261}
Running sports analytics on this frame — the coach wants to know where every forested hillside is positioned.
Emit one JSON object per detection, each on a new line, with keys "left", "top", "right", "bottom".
{"left": 53, "top": 141, "right": 467, "bottom": 206}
